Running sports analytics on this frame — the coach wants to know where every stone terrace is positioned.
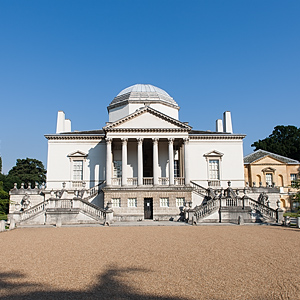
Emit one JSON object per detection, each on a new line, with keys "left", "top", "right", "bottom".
{"left": 1, "top": 225, "right": 300, "bottom": 299}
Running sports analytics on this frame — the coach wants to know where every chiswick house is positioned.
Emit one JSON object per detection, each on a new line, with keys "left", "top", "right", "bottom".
{"left": 9, "top": 84, "right": 283, "bottom": 226}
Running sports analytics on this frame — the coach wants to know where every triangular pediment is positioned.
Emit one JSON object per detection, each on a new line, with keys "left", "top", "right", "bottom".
{"left": 204, "top": 150, "right": 224, "bottom": 157}
{"left": 262, "top": 167, "right": 276, "bottom": 173}
{"left": 67, "top": 150, "right": 88, "bottom": 158}
{"left": 104, "top": 107, "right": 192, "bottom": 131}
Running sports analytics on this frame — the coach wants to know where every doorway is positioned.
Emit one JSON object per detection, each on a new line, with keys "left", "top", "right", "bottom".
{"left": 144, "top": 198, "right": 153, "bottom": 219}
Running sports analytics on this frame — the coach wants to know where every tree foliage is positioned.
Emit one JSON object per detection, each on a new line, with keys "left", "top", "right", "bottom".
{"left": 8, "top": 158, "right": 46, "bottom": 189}
{"left": 0, "top": 181, "right": 9, "bottom": 215}
{"left": 251, "top": 125, "right": 300, "bottom": 161}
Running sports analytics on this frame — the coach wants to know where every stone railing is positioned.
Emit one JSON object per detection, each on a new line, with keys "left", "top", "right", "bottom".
{"left": 208, "top": 180, "right": 221, "bottom": 187}
{"left": 190, "top": 181, "right": 208, "bottom": 198}
{"left": 245, "top": 196, "right": 277, "bottom": 221}
{"left": 111, "top": 177, "right": 121, "bottom": 186}
{"left": 143, "top": 177, "right": 153, "bottom": 185}
{"left": 78, "top": 200, "right": 106, "bottom": 220}
{"left": 193, "top": 198, "right": 220, "bottom": 221}
{"left": 85, "top": 181, "right": 105, "bottom": 200}
{"left": 174, "top": 177, "right": 185, "bottom": 185}
{"left": 19, "top": 201, "right": 46, "bottom": 222}
{"left": 127, "top": 178, "right": 138, "bottom": 186}
{"left": 159, "top": 177, "right": 169, "bottom": 186}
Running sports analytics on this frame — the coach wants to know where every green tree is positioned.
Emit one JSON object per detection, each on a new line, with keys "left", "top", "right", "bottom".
{"left": 8, "top": 158, "right": 46, "bottom": 189}
{"left": 0, "top": 181, "right": 9, "bottom": 216}
{"left": 0, "top": 156, "right": 2, "bottom": 173}
{"left": 251, "top": 125, "right": 300, "bottom": 161}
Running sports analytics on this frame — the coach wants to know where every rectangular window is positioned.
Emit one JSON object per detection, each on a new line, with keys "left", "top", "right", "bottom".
{"left": 266, "top": 173, "right": 273, "bottom": 186}
{"left": 112, "top": 198, "right": 121, "bottom": 208}
{"left": 291, "top": 174, "right": 297, "bottom": 184}
{"left": 113, "top": 161, "right": 122, "bottom": 178}
{"left": 128, "top": 198, "right": 137, "bottom": 207}
{"left": 160, "top": 198, "right": 169, "bottom": 207}
{"left": 73, "top": 160, "right": 83, "bottom": 180}
{"left": 209, "top": 160, "right": 219, "bottom": 180}
{"left": 176, "top": 197, "right": 185, "bottom": 207}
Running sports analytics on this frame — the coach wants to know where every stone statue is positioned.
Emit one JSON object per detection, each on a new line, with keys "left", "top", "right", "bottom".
{"left": 258, "top": 192, "right": 268, "bottom": 205}
{"left": 21, "top": 193, "right": 31, "bottom": 210}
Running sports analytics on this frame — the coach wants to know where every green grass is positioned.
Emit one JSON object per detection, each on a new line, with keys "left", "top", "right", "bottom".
{"left": 283, "top": 212, "right": 300, "bottom": 218}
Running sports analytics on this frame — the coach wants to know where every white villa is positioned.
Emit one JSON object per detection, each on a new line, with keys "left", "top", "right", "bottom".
{"left": 10, "top": 84, "right": 282, "bottom": 226}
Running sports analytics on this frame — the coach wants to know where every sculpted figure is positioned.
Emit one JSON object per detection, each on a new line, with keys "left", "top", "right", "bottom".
{"left": 21, "top": 193, "right": 31, "bottom": 210}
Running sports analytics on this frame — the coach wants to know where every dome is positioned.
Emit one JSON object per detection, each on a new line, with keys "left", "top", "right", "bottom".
{"left": 117, "top": 84, "right": 171, "bottom": 97}
{"left": 109, "top": 84, "right": 178, "bottom": 107}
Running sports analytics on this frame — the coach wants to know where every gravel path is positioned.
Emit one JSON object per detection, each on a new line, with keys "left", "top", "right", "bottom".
{"left": 1, "top": 225, "right": 300, "bottom": 299}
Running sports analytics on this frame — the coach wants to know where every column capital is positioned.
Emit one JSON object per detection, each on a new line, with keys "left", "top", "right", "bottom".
{"left": 106, "top": 137, "right": 113, "bottom": 144}
{"left": 152, "top": 137, "right": 159, "bottom": 144}
{"left": 168, "top": 138, "right": 175, "bottom": 144}
{"left": 136, "top": 137, "right": 144, "bottom": 144}
{"left": 121, "top": 138, "right": 128, "bottom": 144}
{"left": 183, "top": 138, "right": 189, "bottom": 144}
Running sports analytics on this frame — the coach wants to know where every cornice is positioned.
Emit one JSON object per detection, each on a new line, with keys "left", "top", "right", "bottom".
{"left": 45, "top": 134, "right": 104, "bottom": 140}
{"left": 106, "top": 128, "right": 189, "bottom": 133}
{"left": 189, "top": 134, "right": 245, "bottom": 140}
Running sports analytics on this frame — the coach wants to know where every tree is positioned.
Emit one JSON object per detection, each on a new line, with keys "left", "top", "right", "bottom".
{"left": 0, "top": 156, "right": 2, "bottom": 173}
{"left": 251, "top": 125, "right": 300, "bottom": 161}
{"left": 0, "top": 181, "right": 9, "bottom": 216}
{"left": 8, "top": 158, "right": 46, "bottom": 189}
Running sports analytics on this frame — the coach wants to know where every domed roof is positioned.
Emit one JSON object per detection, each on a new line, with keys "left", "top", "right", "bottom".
{"left": 117, "top": 84, "right": 171, "bottom": 97}
{"left": 109, "top": 84, "right": 178, "bottom": 108}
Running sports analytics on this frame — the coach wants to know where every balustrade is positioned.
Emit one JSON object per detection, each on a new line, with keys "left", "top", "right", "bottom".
{"left": 143, "top": 177, "right": 153, "bottom": 185}
{"left": 127, "top": 178, "right": 138, "bottom": 186}
{"left": 159, "top": 177, "right": 169, "bottom": 185}
{"left": 174, "top": 177, "right": 185, "bottom": 186}
{"left": 111, "top": 177, "right": 122, "bottom": 186}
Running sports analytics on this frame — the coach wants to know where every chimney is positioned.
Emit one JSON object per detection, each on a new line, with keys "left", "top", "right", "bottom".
{"left": 223, "top": 111, "right": 233, "bottom": 133}
{"left": 216, "top": 119, "right": 223, "bottom": 132}
{"left": 56, "top": 111, "right": 65, "bottom": 133}
{"left": 65, "top": 119, "right": 71, "bottom": 132}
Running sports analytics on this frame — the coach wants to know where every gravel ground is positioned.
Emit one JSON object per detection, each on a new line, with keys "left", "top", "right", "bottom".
{"left": 1, "top": 225, "right": 300, "bottom": 300}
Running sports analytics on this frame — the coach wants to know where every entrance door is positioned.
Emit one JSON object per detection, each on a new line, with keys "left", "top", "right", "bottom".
{"left": 144, "top": 198, "right": 153, "bottom": 219}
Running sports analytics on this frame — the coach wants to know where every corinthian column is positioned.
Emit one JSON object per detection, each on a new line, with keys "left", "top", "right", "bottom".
{"left": 121, "top": 138, "right": 128, "bottom": 186}
{"left": 168, "top": 138, "right": 174, "bottom": 185}
{"left": 183, "top": 138, "right": 190, "bottom": 186}
{"left": 106, "top": 138, "right": 112, "bottom": 186}
{"left": 137, "top": 138, "right": 143, "bottom": 186}
{"left": 153, "top": 138, "right": 159, "bottom": 186}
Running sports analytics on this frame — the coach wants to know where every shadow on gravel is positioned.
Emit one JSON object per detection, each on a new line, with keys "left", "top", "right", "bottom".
{"left": 0, "top": 267, "right": 190, "bottom": 300}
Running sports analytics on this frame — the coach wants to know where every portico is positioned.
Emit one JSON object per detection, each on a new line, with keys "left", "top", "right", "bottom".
{"left": 105, "top": 136, "right": 189, "bottom": 187}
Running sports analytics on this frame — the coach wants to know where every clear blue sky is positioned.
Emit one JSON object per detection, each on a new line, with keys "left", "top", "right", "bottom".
{"left": 0, "top": 0, "right": 299, "bottom": 173}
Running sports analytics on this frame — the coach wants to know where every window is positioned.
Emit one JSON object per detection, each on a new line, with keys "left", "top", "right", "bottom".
{"left": 266, "top": 173, "right": 273, "bottom": 186}
{"left": 128, "top": 198, "right": 137, "bottom": 207}
{"left": 291, "top": 174, "right": 297, "bottom": 184}
{"left": 73, "top": 160, "right": 83, "bottom": 180}
{"left": 209, "top": 160, "right": 219, "bottom": 180}
{"left": 174, "top": 160, "right": 180, "bottom": 177}
{"left": 112, "top": 198, "right": 121, "bottom": 208}
{"left": 176, "top": 197, "right": 185, "bottom": 207}
{"left": 113, "top": 161, "right": 122, "bottom": 178}
{"left": 160, "top": 198, "right": 169, "bottom": 207}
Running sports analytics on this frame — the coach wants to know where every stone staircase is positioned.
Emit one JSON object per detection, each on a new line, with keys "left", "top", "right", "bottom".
{"left": 9, "top": 182, "right": 108, "bottom": 226}
{"left": 189, "top": 184, "right": 281, "bottom": 224}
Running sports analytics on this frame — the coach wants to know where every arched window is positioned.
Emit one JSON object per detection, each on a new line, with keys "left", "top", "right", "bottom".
{"left": 278, "top": 175, "right": 284, "bottom": 187}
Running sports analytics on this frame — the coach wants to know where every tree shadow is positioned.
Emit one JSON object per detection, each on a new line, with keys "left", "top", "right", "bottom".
{"left": 0, "top": 266, "right": 189, "bottom": 300}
